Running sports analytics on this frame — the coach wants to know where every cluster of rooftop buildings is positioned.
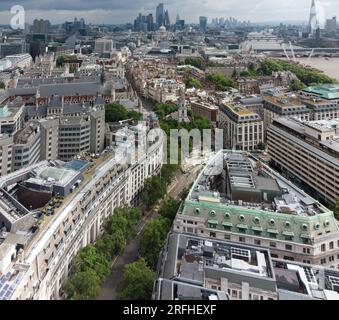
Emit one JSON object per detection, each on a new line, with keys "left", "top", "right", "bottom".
{"left": 156, "top": 233, "right": 339, "bottom": 300}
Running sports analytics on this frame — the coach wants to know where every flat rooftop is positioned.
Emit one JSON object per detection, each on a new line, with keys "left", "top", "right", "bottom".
{"left": 189, "top": 151, "right": 323, "bottom": 217}
{"left": 303, "top": 84, "right": 339, "bottom": 100}
{"left": 263, "top": 95, "right": 306, "bottom": 109}
{"left": 273, "top": 259, "right": 339, "bottom": 300}
{"left": 161, "top": 233, "right": 276, "bottom": 295}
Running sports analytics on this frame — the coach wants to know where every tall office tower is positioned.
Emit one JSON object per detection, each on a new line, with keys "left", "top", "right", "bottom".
{"left": 309, "top": 0, "right": 319, "bottom": 35}
{"left": 164, "top": 10, "right": 171, "bottom": 29}
{"left": 325, "top": 17, "right": 337, "bottom": 34}
{"left": 156, "top": 3, "right": 164, "bottom": 28}
{"left": 147, "top": 14, "right": 154, "bottom": 31}
{"left": 199, "top": 16, "right": 208, "bottom": 32}
{"left": 32, "top": 19, "right": 51, "bottom": 35}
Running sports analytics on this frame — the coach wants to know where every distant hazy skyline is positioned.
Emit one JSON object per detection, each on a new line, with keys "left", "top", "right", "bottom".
{"left": 0, "top": 0, "right": 338, "bottom": 25}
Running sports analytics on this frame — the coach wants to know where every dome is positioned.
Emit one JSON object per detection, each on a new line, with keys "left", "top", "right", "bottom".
{"left": 159, "top": 25, "right": 166, "bottom": 32}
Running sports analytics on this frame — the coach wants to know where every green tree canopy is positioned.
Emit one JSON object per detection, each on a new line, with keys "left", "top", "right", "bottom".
{"left": 186, "top": 76, "right": 202, "bottom": 89}
{"left": 64, "top": 269, "right": 101, "bottom": 300}
{"left": 335, "top": 199, "right": 339, "bottom": 220}
{"left": 105, "top": 103, "right": 142, "bottom": 123}
{"left": 141, "top": 176, "right": 167, "bottom": 209}
{"left": 140, "top": 218, "right": 170, "bottom": 269}
{"left": 206, "top": 73, "right": 237, "bottom": 90}
{"left": 73, "top": 244, "right": 111, "bottom": 282}
{"left": 116, "top": 258, "right": 155, "bottom": 300}
{"left": 183, "top": 57, "right": 206, "bottom": 70}
{"left": 158, "top": 198, "right": 181, "bottom": 222}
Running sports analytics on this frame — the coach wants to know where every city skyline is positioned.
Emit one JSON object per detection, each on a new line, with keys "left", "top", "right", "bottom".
{"left": 0, "top": 0, "right": 338, "bottom": 25}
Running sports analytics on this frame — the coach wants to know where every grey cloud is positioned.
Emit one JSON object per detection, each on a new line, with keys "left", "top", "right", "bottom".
{"left": 0, "top": 0, "right": 338, "bottom": 24}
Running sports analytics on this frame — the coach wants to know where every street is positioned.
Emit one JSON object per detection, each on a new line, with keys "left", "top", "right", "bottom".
{"left": 97, "top": 164, "right": 202, "bottom": 300}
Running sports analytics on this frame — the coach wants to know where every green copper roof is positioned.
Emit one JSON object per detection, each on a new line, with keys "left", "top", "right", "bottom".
{"left": 252, "top": 226, "right": 263, "bottom": 232}
{"left": 282, "top": 231, "right": 295, "bottom": 237}
{"left": 303, "top": 85, "right": 339, "bottom": 100}
{"left": 181, "top": 199, "right": 339, "bottom": 244}
{"left": 222, "top": 221, "right": 233, "bottom": 227}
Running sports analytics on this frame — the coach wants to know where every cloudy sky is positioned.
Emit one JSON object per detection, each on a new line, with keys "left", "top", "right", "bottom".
{"left": 0, "top": 0, "right": 337, "bottom": 25}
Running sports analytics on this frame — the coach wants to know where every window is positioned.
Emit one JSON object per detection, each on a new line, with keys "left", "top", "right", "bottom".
{"left": 329, "top": 256, "right": 335, "bottom": 262}
{"left": 303, "top": 248, "right": 311, "bottom": 254}
{"left": 330, "top": 242, "right": 334, "bottom": 250}
{"left": 285, "top": 244, "right": 292, "bottom": 251}
{"left": 321, "top": 244, "right": 326, "bottom": 252}
{"left": 239, "top": 237, "right": 246, "bottom": 243}
{"left": 210, "top": 232, "right": 216, "bottom": 238}
{"left": 270, "top": 242, "right": 276, "bottom": 248}
{"left": 254, "top": 239, "right": 261, "bottom": 246}
{"left": 224, "top": 234, "right": 231, "bottom": 240}
{"left": 232, "top": 290, "right": 237, "bottom": 298}
{"left": 321, "top": 258, "right": 326, "bottom": 264}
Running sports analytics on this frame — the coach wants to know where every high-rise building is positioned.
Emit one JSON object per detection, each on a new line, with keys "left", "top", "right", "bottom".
{"left": 32, "top": 19, "right": 51, "bottom": 35}
{"left": 308, "top": 0, "right": 319, "bottom": 35}
{"left": 267, "top": 117, "right": 339, "bottom": 206}
{"left": 199, "top": 16, "right": 208, "bottom": 32}
{"left": 164, "top": 10, "right": 170, "bottom": 29}
{"left": 325, "top": 17, "right": 337, "bottom": 34}
{"left": 94, "top": 38, "right": 114, "bottom": 55}
{"left": 156, "top": 3, "right": 164, "bottom": 28}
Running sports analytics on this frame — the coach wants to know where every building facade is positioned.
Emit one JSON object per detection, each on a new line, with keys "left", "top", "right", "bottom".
{"left": 267, "top": 117, "right": 339, "bottom": 206}
{"left": 218, "top": 104, "right": 264, "bottom": 151}
{"left": 0, "top": 126, "right": 164, "bottom": 300}
{"left": 173, "top": 151, "right": 339, "bottom": 269}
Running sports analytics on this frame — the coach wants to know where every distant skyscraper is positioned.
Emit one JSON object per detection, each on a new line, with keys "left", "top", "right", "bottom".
{"left": 325, "top": 16, "right": 337, "bottom": 34}
{"left": 309, "top": 0, "right": 319, "bottom": 35}
{"left": 156, "top": 3, "right": 164, "bottom": 29}
{"left": 32, "top": 19, "right": 50, "bottom": 35}
{"left": 199, "top": 16, "right": 208, "bottom": 32}
{"left": 164, "top": 10, "right": 170, "bottom": 29}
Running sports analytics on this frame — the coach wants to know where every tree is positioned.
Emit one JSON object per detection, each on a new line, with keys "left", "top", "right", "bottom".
{"left": 73, "top": 245, "right": 111, "bottom": 282}
{"left": 95, "top": 231, "right": 126, "bottom": 260}
{"left": 335, "top": 199, "right": 339, "bottom": 220}
{"left": 184, "top": 57, "right": 206, "bottom": 70}
{"left": 0, "top": 82, "right": 5, "bottom": 89}
{"left": 65, "top": 269, "right": 101, "bottom": 300}
{"left": 117, "top": 259, "right": 155, "bottom": 300}
{"left": 186, "top": 76, "right": 202, "bottom": 89}
{"left": 290, "top": 79, "right": 306, "bottom": 91}
{"left": 69, "top": 64, "right": 77, "bottom": 74}
{"left": 105, "top": 103, "right": 142, "bottom": 123}
{"left": 206, "top": 73, "right": 237, "bottom": 90}
{"left": 140, "top": 218, "right": 170, "bottom": 269}
{"left": 141, "top": 176, "right": 167, "bottom": 209}
{"left": 158, "top": 198, "right": 180, "bottom": 222}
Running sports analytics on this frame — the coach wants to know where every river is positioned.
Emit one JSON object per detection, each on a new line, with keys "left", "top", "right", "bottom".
{"left": 282, "top": 57, "right": 339, "bottom": 81}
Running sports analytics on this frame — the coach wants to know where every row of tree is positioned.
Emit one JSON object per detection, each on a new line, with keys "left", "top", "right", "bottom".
{"left": 240, "top": 59, "right": 337, "bottom": 88}
{"left": 105, "top": 102, "right": 142, "bottom": 123}
{"left": 64, "top": 207, "right": 141, "bottom": 300}
{"left": 205, "top": 73, "right": 237, "bottom": 90}
{"left": 117, "top": 197, "right": 181, "bottom": 300}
